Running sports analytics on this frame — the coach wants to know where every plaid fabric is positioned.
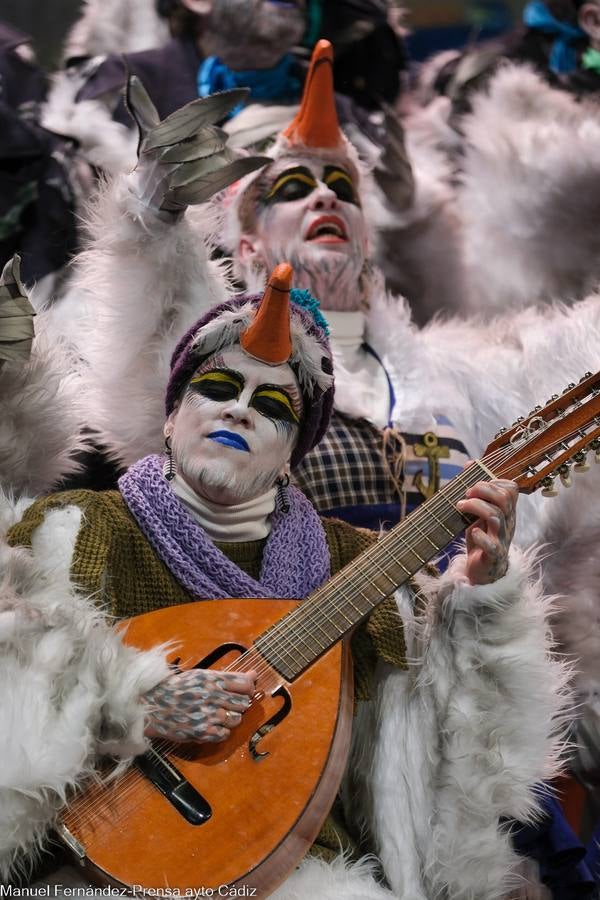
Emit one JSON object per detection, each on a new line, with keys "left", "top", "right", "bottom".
{"left": 293, "top": 411, "right": 470, "bottom": 533}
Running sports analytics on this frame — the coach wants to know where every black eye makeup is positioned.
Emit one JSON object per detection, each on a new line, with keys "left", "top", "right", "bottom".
{"left": 187, "top": 368, "right": 302, "bottom": 430}
{"left": 323, "top": 166, "right": 359, "bottom": 205}
{"left": 264, "top": 166, "right": 317, "bottom": 204}
{"left": 251, "top": 386, "right": 301, "bottom": 426}
{"left": 189, "top": 369, "right": 243, "bottom": 402}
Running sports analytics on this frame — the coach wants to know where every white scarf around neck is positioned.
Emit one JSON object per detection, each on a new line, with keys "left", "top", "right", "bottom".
{"left": 326, "top": 310, "right": 391, "bottom": 428}
{"left": 171, "top": 475, "right": 276, "bottom": 542}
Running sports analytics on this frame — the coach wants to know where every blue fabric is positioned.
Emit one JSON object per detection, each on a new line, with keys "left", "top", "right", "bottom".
{"left": 511, "top": 790, "right": 595, "bottom": 896}
{"left": 197, "top": 53, "right": 301, "bottom": 118}
{"left": 522, "top": 0, "right": 585, "bottom": 74}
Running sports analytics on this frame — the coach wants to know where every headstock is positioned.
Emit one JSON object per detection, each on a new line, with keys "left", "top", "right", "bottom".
{"left": 482, "top": 371, "right": 600, "bottom": 496}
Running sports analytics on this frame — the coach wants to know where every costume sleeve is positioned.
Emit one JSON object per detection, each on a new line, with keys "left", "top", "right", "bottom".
{"left": 458, "top": 63, "right": 600, "bottom": 316}
{"left": 54, "top": 172, "right": 231, "bottom": 469}
{"left": 343, "top": 545, "right": 570, "bottom": 899}
{"left": 0, "top": 489, "right": 170, "bottom": 881}
{"left": 0, "top": 312, "right": 87, "bottom": 497}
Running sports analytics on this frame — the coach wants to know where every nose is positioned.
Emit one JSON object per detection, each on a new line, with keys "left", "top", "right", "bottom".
{"left": 309, "top": 182, "right": 339, "bottom": 212}
{"left": 222, "top": 397, "right": 253, "bottom": 429}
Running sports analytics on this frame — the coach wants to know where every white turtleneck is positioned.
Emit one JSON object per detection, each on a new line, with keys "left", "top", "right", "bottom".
{"left": 326, "top": 310, "right": 391, "bottom": 429}
{"left": 171, "top": 475, "right": 276, "bottom": 542}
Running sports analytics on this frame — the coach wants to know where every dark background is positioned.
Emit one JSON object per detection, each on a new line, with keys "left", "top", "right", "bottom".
{"left": 0, "top": 1, "right": 523, "bottom": 68}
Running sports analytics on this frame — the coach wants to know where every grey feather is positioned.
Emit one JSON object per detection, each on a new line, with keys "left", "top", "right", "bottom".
{"left": 167, "top": 156, "right": 270, "bottom": 207}
{"left": 144, "top": 89, "right": 250, "bottom": 151}
{"left": 374, "top": 107, "right": 415, "bottom": 211}
{"left": 159, "top": 127, "right": 228, "bottom": 164}
{"left": 126, "top": 75, "right": 160, "bottom": 155}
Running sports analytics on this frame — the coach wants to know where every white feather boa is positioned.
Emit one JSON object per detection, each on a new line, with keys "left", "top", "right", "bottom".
{"left": 53, "top": 176, "right": 232, "bottom": 469}
{"left": 0, "top": 495, "right": 170, "bottom": 882}
{"left": 0, "top": 315, "right": 88, "bottom": 497}
{"left": 459, "top": 63, "right": 600, "bottom": 314}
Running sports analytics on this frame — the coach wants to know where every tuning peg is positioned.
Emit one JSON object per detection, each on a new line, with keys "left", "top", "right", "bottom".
{"left": 590, "top": 438, "right": 600, "bottom": 463}
{"left": 580, "top": 372, "right": 593, "bottom": 382}
{"left": 558, "top": 464, "right": 572, "bottom": 487}
{"left": 573, "top": 451, "right": 590, "bottom": 473}
{"left": 562, "top": 383, "right": 576, "bottom": 394}
{"left": 528, "top": 405, "right": 542, "bottom": 416}
{"left": 541, "top": 476, "right": 559, "bottom": 497}
{"left": 495, "top": 427, "right": 507, "bottom": 438}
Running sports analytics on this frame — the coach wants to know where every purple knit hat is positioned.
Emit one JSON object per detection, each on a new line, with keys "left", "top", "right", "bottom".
{"left": 166, "top": 283, "right": 334, "bottom": 469}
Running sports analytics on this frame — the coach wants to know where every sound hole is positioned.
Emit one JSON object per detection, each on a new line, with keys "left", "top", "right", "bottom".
{"left": 194, "top": 642, "right": 248, "bottom": 669}
{"left": 249, "top": 686, "right": 291, "bottom": 761}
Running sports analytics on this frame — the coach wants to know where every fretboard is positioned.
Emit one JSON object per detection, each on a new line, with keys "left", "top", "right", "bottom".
{"left": 254, "top": 460, "right": 493, "bottom": 681}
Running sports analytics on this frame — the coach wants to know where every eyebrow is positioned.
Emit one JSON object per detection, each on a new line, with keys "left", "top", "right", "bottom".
{"left": 264, "top": 166, "right": 317, "bottom": 201}
{"left": 323, "top": 164, "right": 354, "bottom": 180}
{"left": 190, "top": 366, "right": 244, "bottom": 385}
{"left": 256, "top": 382, "right": 303, "bottom": 414}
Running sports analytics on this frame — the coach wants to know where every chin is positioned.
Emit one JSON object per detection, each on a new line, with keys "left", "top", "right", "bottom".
{"left": 179, "top": 453, "right": 280, "bottom": 505}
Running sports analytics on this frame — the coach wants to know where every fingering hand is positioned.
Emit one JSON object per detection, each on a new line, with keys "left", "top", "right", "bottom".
{"left": 144, "top": 667, "right": 257, "bottom": 744}
{"left": 456, "top": 479, "right": 518, "bottom": 586}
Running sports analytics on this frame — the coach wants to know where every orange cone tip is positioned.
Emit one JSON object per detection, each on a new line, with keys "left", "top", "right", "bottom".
{"left": 240, "top": 263, "right": 294, "bottom": 365}
{"left": 283, "top": 40, "right": 342, "bottom": 150}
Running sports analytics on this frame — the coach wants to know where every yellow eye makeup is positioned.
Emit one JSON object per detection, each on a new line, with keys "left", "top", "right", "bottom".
{"left": 189, "top": 370, "right": 242, "bottom": 401}
{"left": 252, "top": 387, "right": 301, "bottom": 425}
{"left": 265, "top": 167, "right": 318, "bottom": 203}
{"left": 323, "top": 166, "right": 358, "bottom": 205}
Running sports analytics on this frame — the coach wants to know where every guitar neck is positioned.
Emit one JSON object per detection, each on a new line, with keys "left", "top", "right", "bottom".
{"left": 255, "top": 460, "right": 493, "bottom": 682}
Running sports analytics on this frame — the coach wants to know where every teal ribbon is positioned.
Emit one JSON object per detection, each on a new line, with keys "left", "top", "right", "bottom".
{"left": 523, "top": 0, "right": 585, "bottom": 74}
{"left": 197, "top": 53, "right": 301, "bottom": 119}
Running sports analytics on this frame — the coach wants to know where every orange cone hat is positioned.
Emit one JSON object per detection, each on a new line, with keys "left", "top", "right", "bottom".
{"left": 282, "top": 39, "right": 342, "bottom": 150}
{"left": 240, "top": 263, "right": 293, "bottom": 365}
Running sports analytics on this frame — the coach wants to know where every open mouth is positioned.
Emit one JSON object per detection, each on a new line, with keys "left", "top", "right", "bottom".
{"left": 207, "top": 430, "right": 250, "bottom": 453}
{"left": 305, "top": 215, "right": 349, "bottom": 244}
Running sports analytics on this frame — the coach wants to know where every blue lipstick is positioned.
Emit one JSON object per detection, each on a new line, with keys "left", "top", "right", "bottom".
{"left": 207, "top": 430, "right": 250, "bottom": 452}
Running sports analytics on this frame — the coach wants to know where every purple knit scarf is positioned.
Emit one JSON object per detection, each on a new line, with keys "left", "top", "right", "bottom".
{"left": 118, "top": 455, "right": 331, "bottom": 600}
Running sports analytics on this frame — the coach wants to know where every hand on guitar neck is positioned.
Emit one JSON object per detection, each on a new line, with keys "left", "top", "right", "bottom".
{"left": 456, "top": 479, "right": 518, "bottom": 586}
{"left": 143, "top": 667, "right": 257, "bottom": 744}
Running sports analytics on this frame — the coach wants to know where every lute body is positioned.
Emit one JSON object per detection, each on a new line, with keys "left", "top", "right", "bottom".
{"left": 61, "top": 599, "right": 353, "bottom": 895}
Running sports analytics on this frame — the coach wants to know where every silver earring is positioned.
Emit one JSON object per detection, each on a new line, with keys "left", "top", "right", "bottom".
{"left": 275, "top": 474, "right": 290, "bottom": 513}
{"left": 163, "top": 435, "right": 177, "bottom": 481}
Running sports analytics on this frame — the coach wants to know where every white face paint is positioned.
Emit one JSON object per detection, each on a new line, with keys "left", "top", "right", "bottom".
{"left": 166, "top": 346, "right": 303, "bottom": 505}
{"left": 239, "top": 156, "right": 370, "bottom": 312}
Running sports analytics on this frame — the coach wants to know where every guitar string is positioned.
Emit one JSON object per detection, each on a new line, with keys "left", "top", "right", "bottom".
{"left": 227, "top": 411, "right": 600, "bottom": 683}
{"left": 68, "top": 417, "right": 599, "bottom": 828}
{"left": 209, "top": 421, "right": 594, "bottom": 685}
{"left": 190, "top": 418, "right": 599, "bottom": 689}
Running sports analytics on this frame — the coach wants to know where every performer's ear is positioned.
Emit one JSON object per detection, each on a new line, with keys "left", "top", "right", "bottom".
{"left": 239, "top": 236, "right": 260, "bottom": 265}
{"left": 164, "top": 407, "right": 178, "bottom": 437}
{"left": 579, "top": 2, "right": 600, "bottom": 43}
{"left": 180, "top": 0, "right": 212, "bottom": 16}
